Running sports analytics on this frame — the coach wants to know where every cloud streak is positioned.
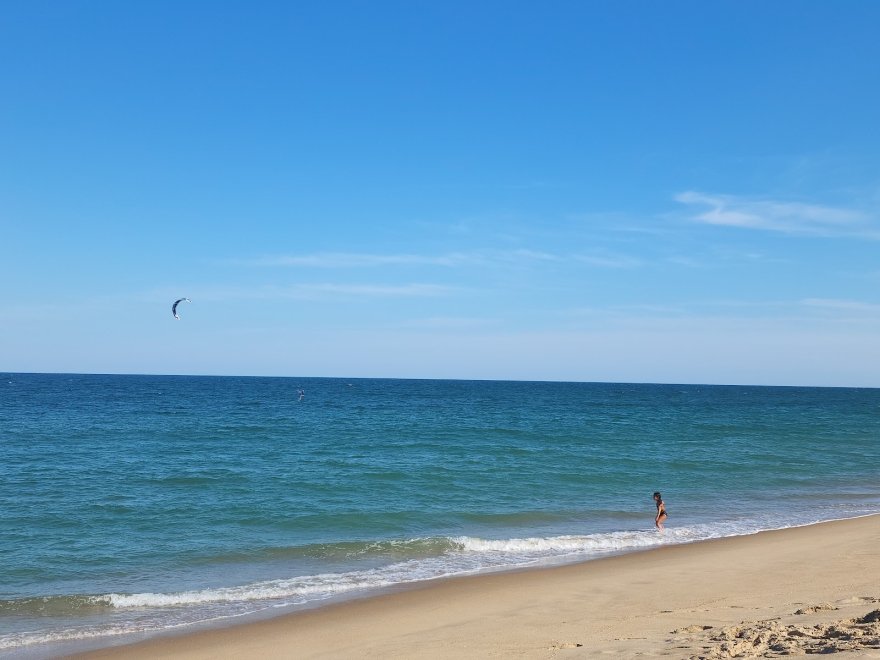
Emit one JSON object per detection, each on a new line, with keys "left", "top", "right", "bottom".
{"left": 141, "top": 282, "right": 458, "bottom": 304}
{"left": 229, "top": 248, "right": 642, "bottom": 270}
{"left": 293, "top": 283, "right": 454, "bottom": 298}
{"left": 240, "top": 252, "right": 472, "bottom": 268}
{"left": 675, "top": 191, "right": 876, "bottom": 237}
{"left": 398, "top": 316, "right": 499, "bottom": 329}
{"left": 801, "top": 298, "right": 880, "bottom": 314}
{"left": 560, "top": 297, "right": 880, "bottom": 325}
{"left": 574, "top": 253, "right": 642, "bottom": 268}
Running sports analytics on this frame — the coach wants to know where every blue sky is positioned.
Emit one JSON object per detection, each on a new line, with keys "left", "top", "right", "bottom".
{"left": 2, "top": 1, "right": 879, "bottom": 385}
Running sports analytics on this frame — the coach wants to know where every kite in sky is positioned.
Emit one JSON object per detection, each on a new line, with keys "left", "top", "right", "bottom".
{"left": 172, "top": 298, "right": 191, "bottom": 320}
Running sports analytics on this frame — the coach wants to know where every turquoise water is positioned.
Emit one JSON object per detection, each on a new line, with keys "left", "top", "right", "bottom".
{"left": 2, "top": 374, "right": 879, "bottom": 656}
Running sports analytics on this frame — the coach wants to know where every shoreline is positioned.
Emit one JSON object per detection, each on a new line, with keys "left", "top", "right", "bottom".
{"left": 70, "top": 514, "right": 880, "bottom": 659}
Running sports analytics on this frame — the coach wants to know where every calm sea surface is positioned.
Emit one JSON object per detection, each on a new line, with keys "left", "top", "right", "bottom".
{"left": 2, "top": 374, "right": 879, "bottom": 656}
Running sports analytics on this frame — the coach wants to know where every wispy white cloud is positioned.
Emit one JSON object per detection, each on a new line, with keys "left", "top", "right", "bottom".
{"left": 487, "top": 248, "right": 561, "bottom": 263}
{"left": 308, "top": 248, "right": 640, "bottom": 269}
{"left": 801, "top": 298, "right": 880, "bottom": 313}
{"left": 675, "top": 191, "right": 876, "bottom": 237}
{"left": 665, "top": 248, "right": 789, "bottom": 269}
{"left": 399, "top": 316, "right": 498, "bottom": 329}
{"left": 665, "top": 255, "right": 704, "bottom": 268}
{"left": 228, "top": 249, "right": 565, "bottom": 269}
{"left": 142, "top": 282, "right": 458, "bottom": 303}
{"left": 293, "top": 283, "right": 454, "bottom": 298}
{"left": 556, "top": 298, "right": 880, "bottom": 329}
{"left": 236, "top": 252, "right": 472, "bottom": 268}
{"left": 560, "top": 303, "right": 690, "bottom": 319}
{"left": 574, "top": 252, "right": 642, "bottom": 268}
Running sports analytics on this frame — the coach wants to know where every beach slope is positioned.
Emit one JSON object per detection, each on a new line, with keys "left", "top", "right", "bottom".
{"left": 75, "top": 515, "right": 880, "bottom": 659}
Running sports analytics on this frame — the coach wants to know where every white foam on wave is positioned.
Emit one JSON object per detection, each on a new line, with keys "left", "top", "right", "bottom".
{"left": 105, "top": 572, "right": 397, "bottom": 609}
{"left": 454, "top": 530, "right": 665, "bottom": 555}
{"left": 103, "top": 527, "right": 710, "bottom": 612}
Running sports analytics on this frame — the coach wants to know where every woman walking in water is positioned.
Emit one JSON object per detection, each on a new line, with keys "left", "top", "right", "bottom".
{"left": 653, "top": 491, "right": 667, "bottom": 530}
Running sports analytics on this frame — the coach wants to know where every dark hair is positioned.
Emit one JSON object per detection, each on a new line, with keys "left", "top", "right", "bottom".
{"left": 653, "top": 491, "right": 662, "bottom": 499}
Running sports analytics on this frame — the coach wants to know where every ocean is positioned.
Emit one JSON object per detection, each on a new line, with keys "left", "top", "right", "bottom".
{"left": 2, "top": 374, "right": 879, "bottom": 657}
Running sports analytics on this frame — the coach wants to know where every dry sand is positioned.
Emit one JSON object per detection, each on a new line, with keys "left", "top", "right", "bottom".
{"left": 74, "top": 515, "right": 880, "bottom": 659}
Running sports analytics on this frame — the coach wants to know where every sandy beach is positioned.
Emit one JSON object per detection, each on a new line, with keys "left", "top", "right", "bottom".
{"left": 72, "top": 514, "right": 880, "bottom": 659}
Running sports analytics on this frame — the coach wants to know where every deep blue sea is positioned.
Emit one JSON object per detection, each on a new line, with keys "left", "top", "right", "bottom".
{"left": 2, "top": 374, "right": 879, "bottom": 656}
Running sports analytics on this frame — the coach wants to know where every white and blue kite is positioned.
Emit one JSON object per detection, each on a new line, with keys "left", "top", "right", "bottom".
{"left": 172, "top": 298, "right": 191, "bottom": 320}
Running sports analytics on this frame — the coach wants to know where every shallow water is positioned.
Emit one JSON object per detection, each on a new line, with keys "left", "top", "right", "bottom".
{"left": 2, "top": 374, "right": 879, "bottom": 655}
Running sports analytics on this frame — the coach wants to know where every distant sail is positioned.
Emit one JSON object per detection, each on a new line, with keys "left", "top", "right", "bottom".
{"left": 172, "top": 298, "right": 191, "bottom": 320}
